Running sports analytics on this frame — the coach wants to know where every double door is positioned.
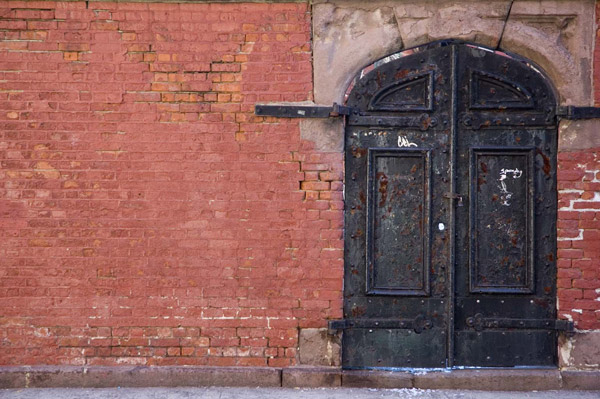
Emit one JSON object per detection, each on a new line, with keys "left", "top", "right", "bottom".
{"left": 341, "top": 41, "right": 559, "bottom": 368}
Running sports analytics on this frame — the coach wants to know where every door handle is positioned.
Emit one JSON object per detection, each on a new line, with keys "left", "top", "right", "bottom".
{"left": 443, "top": 192, "right": 464, "bottom": 206}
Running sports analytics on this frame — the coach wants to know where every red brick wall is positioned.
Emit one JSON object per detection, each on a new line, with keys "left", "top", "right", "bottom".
{"left": 0, "top": 1, "right": 343, "bottom": 366}
{"left": 554, "top": 1, "right": 600, "bottom": 331}
{"left": 557, "top": 151, "right": 600, "bottom": 330}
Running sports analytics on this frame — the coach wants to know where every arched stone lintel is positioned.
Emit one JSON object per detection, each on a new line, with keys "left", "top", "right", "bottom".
{"left": 313, "top": 0, "right": 595, "bottom": 107}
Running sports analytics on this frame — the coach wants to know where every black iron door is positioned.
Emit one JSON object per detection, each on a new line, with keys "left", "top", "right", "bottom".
{"left": 341, "top": 40, "right": 559, "bottom": 368}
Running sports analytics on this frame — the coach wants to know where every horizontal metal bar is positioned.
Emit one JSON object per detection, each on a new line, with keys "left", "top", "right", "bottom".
{"left": 555, "top": 320, "right": 575, "bottom": 331}
{"left": 255, "top": 104, "right": 600, "bottom": 121}
{"left": 254, "top": 103, "right": 353, "bottom": 118}
{"left": 329, "top": 319, "right": 413, "bottom": 329}
{"left": 328, "top": 316, "right": 433, "bottom": 334}
{"left": 557, "top": 106, "right": 600, "bottom": 120}
{"left": 461, "top": 112, "right": 554, "bottom": 129}
{"left": 466, "top": 313, "right": 574, "bottom": 332}
{"left": 347, "top": 113, "right": 446, "bottom": 130}
{"left": 255, "top": 104, "right": 333, "bottom": 118}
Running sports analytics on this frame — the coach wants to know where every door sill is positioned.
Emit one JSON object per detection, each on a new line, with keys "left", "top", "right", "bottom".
{"left": 343, "top": 365, "right": 558, "bottom": 372}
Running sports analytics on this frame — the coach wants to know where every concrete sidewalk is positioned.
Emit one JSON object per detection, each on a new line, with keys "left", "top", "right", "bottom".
{"left": 1, "top": 387, "right": 600, "bottom": 399}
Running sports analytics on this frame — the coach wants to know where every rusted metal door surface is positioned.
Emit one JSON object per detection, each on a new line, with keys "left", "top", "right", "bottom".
{"left": 340, "top": 40, "right": 560, "bottom": 368}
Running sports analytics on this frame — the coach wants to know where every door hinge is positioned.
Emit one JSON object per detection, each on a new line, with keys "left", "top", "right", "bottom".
{"left": 466, "top": 313, "right": 574, "bottom": 332}
{"left": 328, "top": 315, "right": 433, "bottom": 335}
{"left": 556, "top": 106, "right": 600, "bottom": 120}
{"left": 255, "top": 102, "right": 353, "bottom": 118}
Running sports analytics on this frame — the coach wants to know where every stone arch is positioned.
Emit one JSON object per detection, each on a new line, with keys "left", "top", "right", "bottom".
{"left": 312, "top": 0, "right": 594, "bottom": 107}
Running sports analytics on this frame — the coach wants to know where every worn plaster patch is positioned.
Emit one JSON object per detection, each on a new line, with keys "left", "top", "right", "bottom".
{"left": 559, "top": 333, "right": 575, "bottom": 368}
{"left": 561, "top": 332, "right": 600, "bottom": 369}
{"left": 559, "top": 119, "right": 600, "bottom": 151}
{"left": 300, "top": 118, "right": 344, "bottom": 153}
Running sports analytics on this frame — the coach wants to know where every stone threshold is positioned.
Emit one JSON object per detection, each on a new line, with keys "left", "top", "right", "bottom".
{"left": 0, "top": 366, "right": 599, "bottom": 391}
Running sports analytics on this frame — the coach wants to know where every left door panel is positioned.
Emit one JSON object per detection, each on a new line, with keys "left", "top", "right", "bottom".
{"left": 342, "top": 44, "right": 454, "bottom": 369}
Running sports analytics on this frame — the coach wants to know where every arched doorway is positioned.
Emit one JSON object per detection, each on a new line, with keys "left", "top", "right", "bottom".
{"left": 341, "top": 40, "right": 559, "bottom": 368}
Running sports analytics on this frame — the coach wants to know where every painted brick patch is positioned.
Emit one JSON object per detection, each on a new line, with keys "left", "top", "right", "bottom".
{"left": 557, "top": 150, "right": 600, "bottom": 330}
{"left": 0, "top": 1, "right": 343, "bottom": 367}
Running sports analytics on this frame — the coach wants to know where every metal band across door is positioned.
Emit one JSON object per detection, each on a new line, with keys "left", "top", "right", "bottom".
{"left": 340, "top": 40, "right": 562, "bottom": 369}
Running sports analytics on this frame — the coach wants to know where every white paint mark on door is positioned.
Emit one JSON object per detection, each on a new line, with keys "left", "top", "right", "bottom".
{"left": 498, "top": 168, "right": 522, "bottom": 206}
{"left": 397, "top": 135, "right": 418, "bottom": 148}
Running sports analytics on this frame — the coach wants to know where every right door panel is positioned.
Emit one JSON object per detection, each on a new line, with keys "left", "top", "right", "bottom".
{"left": 453, "top": 44, "right": 558, "bottom": 367}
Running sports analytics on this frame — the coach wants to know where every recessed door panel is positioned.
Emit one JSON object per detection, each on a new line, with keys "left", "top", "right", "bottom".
{"left": 367, "top": 149, "right": 431, "bottom": 296}
{"left": 470, "top": 148, "right": 534, "bottom": 293}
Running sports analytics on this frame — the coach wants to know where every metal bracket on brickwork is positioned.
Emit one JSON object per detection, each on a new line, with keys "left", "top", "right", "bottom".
{"left": 254, "top": 103, "right": 352, "bottom": 118}
{"left": 556, "top": 106, "right": 600, "bottom": 120}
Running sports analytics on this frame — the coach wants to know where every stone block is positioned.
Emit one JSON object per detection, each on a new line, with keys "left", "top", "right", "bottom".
{"left": 413, "top": 369, "right": 562, "bottom": 391}
{"left": 312, "top": 3, "right": 403, "bottom": 104}
{"left": 559, "top": 119, "right": 600, "bottom": 151}
{"left": 561, "top": 371, "right": 600, "bottom": 390}
{"left": 559, "top": 331, "right": 600, "bottom": 369}
{"left": 0, "top": 367, "right": 25, "bottom": 389}
{"left": 298, "top": 328, "right": 341, "bottom": 366}
{"left": 282, "top": 367, "right": 341, "bottom": 387}
{"left": 342, "top": 370, "right": 412, "bottom": 388}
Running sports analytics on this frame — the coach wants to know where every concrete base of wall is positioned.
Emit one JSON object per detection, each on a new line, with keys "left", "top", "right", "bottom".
{"left": 1, "top": 366, "right": 599, "bottom": 391}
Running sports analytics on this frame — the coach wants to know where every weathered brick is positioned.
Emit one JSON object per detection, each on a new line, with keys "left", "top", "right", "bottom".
{"left": 557, "top": 144, "right": 600, "bottom": 330}
{"left": 0, "top": 0, "right": 331, "bottom": 368}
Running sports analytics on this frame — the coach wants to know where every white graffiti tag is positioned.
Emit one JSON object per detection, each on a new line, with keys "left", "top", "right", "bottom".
{"left": 397, "top": 135, "right": 418, "bottom": 148}
{"left": 498, "top": 168, "right": 523, "bottom": 206}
